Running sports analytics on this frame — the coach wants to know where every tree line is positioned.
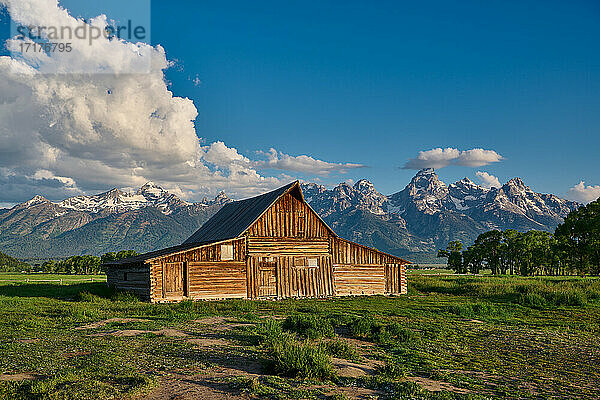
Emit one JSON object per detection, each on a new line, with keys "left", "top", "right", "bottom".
{"left": 438, "top": 198, "right": 600, "bottom": 276}
{"left": 39, "top": 250, "right": 139, "bottom": 275}
{"left": 0, "top": 251, "right": 30, "bottom": 272}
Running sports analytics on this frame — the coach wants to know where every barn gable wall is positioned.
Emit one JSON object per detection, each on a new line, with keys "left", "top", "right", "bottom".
{"left": 245, "top": 192, "right": 331, "bottom": 239}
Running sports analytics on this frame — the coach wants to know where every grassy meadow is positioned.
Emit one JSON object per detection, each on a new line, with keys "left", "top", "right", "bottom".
{"left": 0, "top": 272, "right": 599, "bottom": 399}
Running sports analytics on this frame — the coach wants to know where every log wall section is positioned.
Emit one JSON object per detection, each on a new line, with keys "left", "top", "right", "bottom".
{"left": 105, "top": 263, "right": 151, "bottom": 300}
{"left": 188, "top": 261, "right": 246, "bottom": 299}
{"left": 331, "top": 237, "right": 407, "bottom": 296}
{"left": 334, "top": 264, "right": 386, "bottom": 296}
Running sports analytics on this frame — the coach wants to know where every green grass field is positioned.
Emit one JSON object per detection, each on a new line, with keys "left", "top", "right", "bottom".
{"left": 0, "top": 272, "right": 599, "bottom": 399}
{"left": 0, "top": 273, "right": 105, "bottom": 284}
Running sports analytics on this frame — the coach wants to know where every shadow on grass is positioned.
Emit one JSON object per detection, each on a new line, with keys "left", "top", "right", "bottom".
{"left": 0, "top": 282, "right": 111, "bottom": 300}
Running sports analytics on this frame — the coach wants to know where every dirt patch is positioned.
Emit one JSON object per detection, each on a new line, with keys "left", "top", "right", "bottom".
{"left": 195, "top": 316, "right": 227, "bottom": 325}
{"left": 187, "top": 337, "right": 231, "bottom": 348}
{"left": 89, "top": 328, "right": 187, "bottom": 338}
{"left": 407, "top": 376, "right": 470, "bottom": 394}
{"left": 194, "top": 317, "right": 248, "bottom": 331}
{"left": 0, "top": 373, "right": 39, "bottom": 381}
{"left": 463, "top": 319, "right": 485, "bottom": 324}
{"left": 155, "top": 329, "right": 188, "bottom": 337}
{"left": 324, "top": 386, "right": 381, "bottom": 400}
{"left": 138, "top": 362, "right": 264, "bottom": 400}
{"left": 139, "top": 373, "right": 252, "bottom": 400}
{"left": 343, "top": 337, "right": 376, "bottom": 351}
{"left": 16, "top": 338, "right": 40, "bottom": 344}
{"left": 331, "top": 357, "right": 383, "bottom": 378}
{"left": 75, "top": 318, "right": 150, "bottom": 330}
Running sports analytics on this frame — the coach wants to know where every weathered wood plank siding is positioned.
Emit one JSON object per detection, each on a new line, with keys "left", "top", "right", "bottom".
{"left": 385, "top": 263, "right": 407, "bottom": 294}
{"left": 247, "top": 254, "right": 334, "bottom": 299}
{"left": 148, "top": 238, "right": 246, "bottom": 302}
{"left": 331, "top": 237, "right": 407, "bottom": 296}
{"left": 333, "top": 264, "right": 386, "bottom": 296}
{"left": 247, "top": 238, "right": 330, "bottom": 255}
{"left": 151, "top": 238, "right": 245, "bottom": 264}
{"left": 105, "top": 263, "right": 151, "bottom": 300}
{"left": 247, "top": 192, "right": 330, "bottom": 238}
{"left": 188, "top": 261, "right": 247, "bottom": 299}
{"left": 331, "top": 237, "right": 402, "bottom": 265}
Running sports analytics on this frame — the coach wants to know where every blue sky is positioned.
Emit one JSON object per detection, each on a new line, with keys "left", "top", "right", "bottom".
{"left": 0, "top": 0, "right": 598, "bottom": 202}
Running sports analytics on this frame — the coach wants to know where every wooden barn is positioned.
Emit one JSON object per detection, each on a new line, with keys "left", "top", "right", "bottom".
{"left": 104, "top": 181, "right": 409, "bottom": 302}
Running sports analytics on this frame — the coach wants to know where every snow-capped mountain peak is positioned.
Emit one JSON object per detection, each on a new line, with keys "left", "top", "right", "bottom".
{"left": 447, "top": 177, "right": 489, "bottom": 212}
{"left": 391, "top": 168, "right": 449, "bottom": 215}
{"left": 54, "top": 183, "right": 191, "bottom": 215}
{"left": 504, "top": 177, "right": 529, "bottom": 191}
{"left": 416, "top": 167, "right": 436, "bottom": 176}
{"left": 136, "top": 181, "right": 167, "bottom": 197}
{"left": 302, "top": 179, "right": 389, "bottom": 216}
{"left": 22, "top": 195, "right": 51, "bottom": 208}
{"left": 211, "top": 191, "right": 232, "bottom": 206}
{"left": 354, "top": 179, "right": 376, "bottom": 192}
{"left": 455, "top": 177, "right": 478, "bottom": 187}
{"left": 2, "top": 172, "right": 582, "bottom": 261}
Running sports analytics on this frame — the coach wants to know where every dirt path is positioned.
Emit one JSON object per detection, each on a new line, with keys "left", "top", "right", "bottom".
{"left": 141, "top": 372, "right": 253, "bottom": 400}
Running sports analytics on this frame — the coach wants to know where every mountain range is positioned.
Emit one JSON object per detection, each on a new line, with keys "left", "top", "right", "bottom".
{"left": 0, "top": 170, "right": 580, "bottom": 262}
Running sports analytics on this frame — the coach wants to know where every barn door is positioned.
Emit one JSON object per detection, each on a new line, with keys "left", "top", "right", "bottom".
{"left": 258, "top": 257, "right": 277, "bottom": 298}
{"left": 163, "top": 262, "right": 184, "bottom": 298}
{"left": 385, "top": 264, "right": 401, "bottom": 294}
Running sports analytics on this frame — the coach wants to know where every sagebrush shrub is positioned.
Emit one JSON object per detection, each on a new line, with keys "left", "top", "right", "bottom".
{"left": 323, "top": 338, "right": 358, "bottom": 360}
{"left": 257, "top": 319, "right": 334, "bottom": 381}
{"left": 282, "top": 314, "right": 334, "bottom": 339}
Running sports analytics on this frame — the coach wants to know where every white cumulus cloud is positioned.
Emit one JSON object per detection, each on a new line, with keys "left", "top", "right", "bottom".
{"left": 475, "top": 171, "right": 501, "bottom": 189}
{"left": 0, "top": 0, "right": 362, "bottom": 202}
{"left": 568, "top": 181, "right": 600, "bottom": 204}
{"left": 258, "top": 148, "right": 366, "bottom": 176}
{"left": 403, "top": 147, "right": 503, "bottom": 170}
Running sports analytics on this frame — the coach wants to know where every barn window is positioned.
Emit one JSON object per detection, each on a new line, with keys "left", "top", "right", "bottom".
{"left": 123, "top": 272, "right": 129, "bottom": 281}
{"left": 294, "top": 257, "right": 306, "bottom": 267}
{"left": 307, "top": 258, "right": 318, "bottom": 268}
{"left": 221, "top": 244, "right": 234, "bottom": 261}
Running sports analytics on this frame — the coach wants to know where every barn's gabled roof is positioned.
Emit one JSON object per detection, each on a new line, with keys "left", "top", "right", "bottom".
{"left": 183, "top": 181, "right": 327, "bottom": 244}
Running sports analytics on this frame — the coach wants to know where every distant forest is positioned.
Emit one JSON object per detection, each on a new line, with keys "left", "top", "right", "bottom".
{"left": 0, "top": 250, "right": 138, "bottom": 275}
{"left": 0, "top": 251, "right": 29, "bottom": 272}
{"left": 438, "top": 198, "right": 600, "bottom": 276}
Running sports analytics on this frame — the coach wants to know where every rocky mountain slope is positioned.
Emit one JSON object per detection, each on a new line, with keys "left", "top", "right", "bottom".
{"left": 0, "top": 184, "right": 229, "bottom": 260}
{"left": 0, "top": 170, "right": 579, "bottom": 261}
{"left": 302, "top": 168, "right": 579, "bottom": 260}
